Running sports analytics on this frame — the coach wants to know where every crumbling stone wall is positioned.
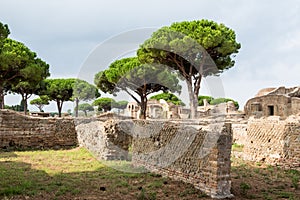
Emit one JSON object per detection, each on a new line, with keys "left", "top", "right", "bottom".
{"left": 75, "top": 119, "right": 132, "bottom": 160}
{"left": 127, "top": 119, "right": 233, "bottom": 199}
{"left": 244, "top": 95, "right": 292, "bottom": 118}
{"left": 230, "top": 120, "right": 248, "bottom": 146}
{"left": 291, "top": 97, "right": 300, "bottom": 114}
{"left": 243, "top": 116, "right": 300, "bottom": 168}
{"left": 75, "top": 118, "right": 233, "bottom": 198}
{"left": 0, "top": 109, "right": 77, "bottom": 150}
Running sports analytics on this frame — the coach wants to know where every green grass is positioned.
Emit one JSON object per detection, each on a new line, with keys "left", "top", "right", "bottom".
{"left": 1, "top": 148, "right": 299, "bottom": 200}
{"left": 232, "top": 143, "right": 244, "bottom": 152}
{"left": 0, "top": 147, "right": 207, "bottom": 199}
{"left": 0, "top": 148, "right": 106, "bottom": 198}
{"left": 231, "top": 157, "right": 300, "bottom": 199}
{"left": 240, "top": 182, "right": 251, "bottom": 195}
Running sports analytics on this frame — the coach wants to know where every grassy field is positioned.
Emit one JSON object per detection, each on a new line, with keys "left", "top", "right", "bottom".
{"left": 0, "top": 147, "right": 299, "bottom": 200}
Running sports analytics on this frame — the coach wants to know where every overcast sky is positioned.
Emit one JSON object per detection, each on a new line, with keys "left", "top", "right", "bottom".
{"left": 1, "top": 0, "right": 300, "bottom": 112}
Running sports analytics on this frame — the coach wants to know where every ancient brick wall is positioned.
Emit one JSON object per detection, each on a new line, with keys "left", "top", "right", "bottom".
{"left": 75, "top": 119, "right": 132, "bottom": 160}
{"left": 243, "top": 117, "right": 300, "bottom": 168}
{"left": 231, "top": 120, "right": 248, "bottom": 146}
{"left": 0, "top": 109, "right": 77, "bottom": 150}
{"left": 128, "top": 119, "right": 233, "bottom": 199}
{"left": 75, "top": 118, "right": 233, "bottom": 198}
{"left": 244, "top": 95, "right": 291, "bottom": 117}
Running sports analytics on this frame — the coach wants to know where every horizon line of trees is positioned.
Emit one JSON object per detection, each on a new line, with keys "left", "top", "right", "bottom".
{"left": 1, "top": 19, "right": 240, "bottom": 118}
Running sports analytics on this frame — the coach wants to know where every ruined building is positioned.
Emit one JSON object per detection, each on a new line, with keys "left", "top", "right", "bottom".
{"left": 126, "top": 99, "right": 181, "bottom": 119}
{"left": 244, "top": 86, "right": 300, "bottom": 118}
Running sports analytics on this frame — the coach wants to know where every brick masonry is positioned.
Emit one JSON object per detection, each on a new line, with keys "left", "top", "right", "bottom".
{"left": 0, "top": 109, "right": 77, "bottom": 150}
{"left": 75, "top": 118, "right": 132, "bottom": 160}
{"left": 121, "top": 119, "right": 233, "bottom": 199}
{"left": 242, "top": 116, "right": 300, "bottom": 168}
{"left": 74, "top": 118, "right": 233, "bottom": 198}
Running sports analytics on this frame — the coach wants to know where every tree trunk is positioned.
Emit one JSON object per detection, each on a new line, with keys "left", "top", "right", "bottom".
{"left": 139, "top": 95, "right": 147, "bottom": 119}
{"left": 75, "top": 98, "right": 79, "bottom": 117}
{"left": 186, "top": 80, "right": 198, "bottom": 119}
{"left": 24, "top": 99, "right": 28, "bottom": 115}
{"left": 38, "top": 105, "right": 43, "bottom": 112}
{"left": 22, "top": 94, "right": 28, "bottom": 115}
{"left": 57, "top": 100, "right": 63, "bottom": 117}
{"left": 0, "top": 87, "right": 5, "bottom": 109}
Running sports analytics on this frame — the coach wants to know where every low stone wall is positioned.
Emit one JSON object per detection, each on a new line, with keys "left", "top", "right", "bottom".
{"left": 0, "top": 109, "right": 77, "bottom": 150}
{"left": 127, "top": 119, "right": 233, "bottom": 199}
{"left": 243, "top": 116, "right": 300, "bottom": 168}
{"left": 75, "top": 118, "right": 233, "bottom": 198}
{"left": 232, "top": 123, "right": 247, "bottom": 146}
{"left": 75, "top": 119, "right": 132, "bottom": 160}
{"left": 230, "top": 118, "right": 248, "bottom": 146}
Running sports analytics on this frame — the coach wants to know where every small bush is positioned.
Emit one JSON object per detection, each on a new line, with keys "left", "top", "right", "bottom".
{"left": 240, "top": 182, "right": 251, "bottom": 195}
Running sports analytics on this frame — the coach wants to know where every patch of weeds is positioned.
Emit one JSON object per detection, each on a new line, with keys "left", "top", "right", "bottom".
{"left": 247, "top": 194, "right": 259, "bottom": 199}
{"left": 274, "top": 185, "right": 285, "bottom": 190}
{"left": 261, "top": 172, "right": 268, "bottom": 177}
{"left": 232, "top": 143, "right": 244, "bottom": 152}
{"left": 148, "top": 192, "right": 157, "bottom": 200}
{"left": 256, "top": 162, "right": 262, "bottom": 166}
{"left": 137, "top": 189, "right": 147, "bottom": 200}
{"left": 115, "top": 180, "right": 130, "bottom": 188}
{"left": 262, "top": 192, "right": 272, "bottom": 200}
{"left": 137, "top": 188, "right": 156, "bottom": 200}
{"left": 149, "top": 173, "right": 162, "bottom": 178}
{"left": 198, "top": 193, "right": 209, "bottom": 198}
{"left": 239, "top": 163, "right": 247, "bottom": 168}
{"left": 179, "top": 187, "right": 197, "bottom": 197}
{"left": 260, "top": 189, "right": 266, "bottom": 193}
{"left": 147, "top": 180, "right": 163, "bottom": 189}
{"left": 276, "top": 191, "right": 294, "bottom": 199}
{"left": 233, "top": 175, "right": 240, "bottom": 179}
{"left": 242, "top": 173, "right": 248, "bottom": 178}
{"left": 55, "top": 185, "right": 70, "bottom": 196}
{"left": 0, "top": 186, "right": 23, "bottom": 196}
{"left": 286, "top": 169, "right": 299, "bottom": 189}
{"left": 71, "top": 188, "right": 80, "bottom": 195}
{"left": 267, "top": 188, "right": 276, "bottom": 194}
{"left": 240, "top": 182, "right": 251, "bottom": 196}
{"left": 267, "top": 165, "right": 274, "bottom": 172}
{"left": 122, "top": 173, "right": 142, "bottom": 179}
{"left": 231, "top": 166, "right": 238, "bottom": 173}
{"left": 291, "top": 176, "right": 299, "bottom": 189}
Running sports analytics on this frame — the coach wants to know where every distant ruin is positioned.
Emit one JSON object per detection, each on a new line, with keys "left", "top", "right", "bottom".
{"left": 126, "top": 98, "right": 238, "bottom": 119}
{"left": 245, "top": 86, "right": 300, "bottom": 118}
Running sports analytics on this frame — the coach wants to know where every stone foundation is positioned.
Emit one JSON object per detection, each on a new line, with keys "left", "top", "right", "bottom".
{"left": 0, "top": 109, "right": 77, "bottom": 150}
